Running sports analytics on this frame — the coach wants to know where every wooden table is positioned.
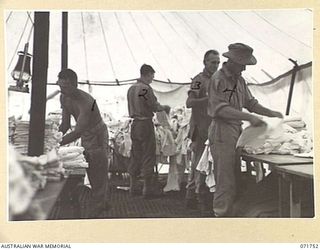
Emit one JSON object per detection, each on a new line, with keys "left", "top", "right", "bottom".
{"left": 241, "top": 153, "right": 314, "bottom": 217}
{"left": 241, "top": 153, "right": 313, "bottom": 166}
{"left": 33, "top": 179, "right": 67, "bottom": 218}
{"left": 273, "top": 164, "right": 314, "bottom": 218}
{"left": 33, "top": 170, "right": 87, "bottom": 220}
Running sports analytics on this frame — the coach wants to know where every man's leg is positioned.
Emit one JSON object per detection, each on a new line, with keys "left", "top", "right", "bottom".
{"left": 85, "top": 148, "right": 109, "bottom": 217}
{"left": 128, "top": 121, "right": 143, "bottom": 195}
{"left": 193, "top": 137, "right": 210, "bottom": 215}
{"left": 140, "top": 121, "right": 157, "bottom": 198}
{"left": 185, "top": 137, "right": 202, "bottom": 207}
{"left": 210, "top": 141, "right": 239, "bottom": 217}
{"left": 186, "top": 132, "right": 207, "bottom": 210}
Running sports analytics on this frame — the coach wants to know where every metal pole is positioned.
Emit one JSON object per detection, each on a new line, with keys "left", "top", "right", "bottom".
{"left": 285, "top": 59, "right": 299, "bottom": 116}
{"left": 61, "top": 12, "right": 68, "bottom": 69}
{"left": 28, "top": 12, "right": 50, "bottom": 156}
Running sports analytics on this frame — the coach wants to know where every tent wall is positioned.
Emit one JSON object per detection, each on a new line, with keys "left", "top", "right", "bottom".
{"left": 248, "top": 65, "right": 313, "bottom": 132}
{"left": 152, "top": 65, "right": 313, "bottom": 133}
{"left": 8, "top": 65, "right": 313, "bottom": 135}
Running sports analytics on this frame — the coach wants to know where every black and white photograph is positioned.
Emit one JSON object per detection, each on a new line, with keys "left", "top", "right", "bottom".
{"left": 6, "top": 9, "right": 314, "bottom": 222}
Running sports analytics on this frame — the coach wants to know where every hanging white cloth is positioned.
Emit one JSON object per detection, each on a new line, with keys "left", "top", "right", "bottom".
{"left": 196, "top": 140, "right": 216, "bottom": 192}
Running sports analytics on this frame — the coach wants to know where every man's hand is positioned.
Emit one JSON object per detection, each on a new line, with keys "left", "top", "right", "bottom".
{"left": 249, "top": 115, "right": 266, "bottom": 127}
{"left": 270, "top": 111, "right": 283, "bottom": 118}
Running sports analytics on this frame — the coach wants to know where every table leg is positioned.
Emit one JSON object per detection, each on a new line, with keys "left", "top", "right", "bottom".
{"left": 289, "top": 176, "right": 302, "bottom": 218}
{"left": 253, "top": 162, "right": 264, "bottom": 182}
{"left": 244, "top": 160, "right": 253, "bottom": 179}
{"left": 278, "top": 173, "right": 290, "bottom": 217}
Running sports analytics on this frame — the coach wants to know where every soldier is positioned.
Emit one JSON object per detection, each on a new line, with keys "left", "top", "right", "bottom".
{"left": 185, "top": 50, "right": 220, "bottom": 215}
{"left": 208, "top": 43, "right": 283, "bottom": 217}
{"left": 127, "top": 64, "right": 170, "bottom": 199}
{"left": 58, "top": 68, "right": 109, "bottom": 218}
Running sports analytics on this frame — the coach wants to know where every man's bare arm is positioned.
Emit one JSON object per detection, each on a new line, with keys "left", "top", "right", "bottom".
{"left": 59, "top": 108, "right": 71, "bottom": 134}
{"left": 60, "top": 106, "right": 91, "bottom": 146}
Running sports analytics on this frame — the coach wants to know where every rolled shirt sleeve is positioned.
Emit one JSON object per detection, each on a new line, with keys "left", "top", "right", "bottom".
{"left": 243, "top": 83, "right": 258, "bottom": 112}
{"left": 188, "top": 75, "right": 202, "bottom": 98}
{"left": 145, "top": 85, "right": 161, "bottom": 112}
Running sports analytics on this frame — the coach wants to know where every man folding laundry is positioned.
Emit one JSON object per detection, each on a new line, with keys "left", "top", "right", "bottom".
{"left": 127, "top": 64, "right": 170, "bottom": 199}
{"left": 58, "top": 68, "right": 109, "bottom": 218}
{"left": 207, "top": 43, "right": 283, "bottom": 217}
{"left": 185, "top": 50, "right": 220, "bottom": 215}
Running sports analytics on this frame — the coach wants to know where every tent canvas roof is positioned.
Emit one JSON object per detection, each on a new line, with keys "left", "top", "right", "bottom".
{"left": 5, "top": 9, "right": 313, "bottom": 127}
{"left": 6, "top": 9, "right": 312, "bottom": 85}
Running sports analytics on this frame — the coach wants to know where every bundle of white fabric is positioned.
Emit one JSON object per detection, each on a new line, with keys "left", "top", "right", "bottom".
{"left": 58, "top": 146, "right": 88, "bottom": 174}
{"left": 9, "top": 146, "right": 35, "bottom": 219}
{"left": 155, "top": 126, "right": 177, "bottom": 157}
{"left": 114, "top": 119, "right": 132, "bottom": 158}
{"left": 9, "top": 146, "right": 48, "bottom": 220}
{"left": 283, "top": 116, "right": 306, "bottom": 129}
{"left": 44, "top": 122, "right": 63, "bottom": 153}
{"left": 239, "top": 117, "right": 313, "bottom": 155}
{"left": 18, "top": 148, "right": 64, "bottom": 185}
{"left": 196, "top": 140, "right": 216, "bottom": 193}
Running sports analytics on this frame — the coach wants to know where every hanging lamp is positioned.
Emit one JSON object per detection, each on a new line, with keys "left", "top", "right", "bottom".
{"left": 9, "top": 42, "right": 32, "bottom": 93}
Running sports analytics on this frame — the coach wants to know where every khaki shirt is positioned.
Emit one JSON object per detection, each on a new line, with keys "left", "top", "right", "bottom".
{"left": 208, "top": 64, "right": 258, "bottom": 126}
{"left": 127, "top": 79, "right": 160, "bottom": 119}
{"left": 188, "top": 69, "right": 212, "bottom": 140}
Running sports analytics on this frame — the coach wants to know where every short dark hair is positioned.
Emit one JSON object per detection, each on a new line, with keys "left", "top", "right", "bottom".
{"left": 203, "top": 50, "right": 219, "bottom": 63}
{"left": 58, "top": 68, "right": 78, "bottom": 85}
{"left": 140, "top": 64, "right": 155, "bottom": 76}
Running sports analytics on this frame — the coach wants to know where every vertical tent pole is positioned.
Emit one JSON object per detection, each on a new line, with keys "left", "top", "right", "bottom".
{"left": 285, "top": 59, "right": 299, "bottom": 116}
{"left": 61, "top": 12, "right": 68, "bottom": 70}
{"left": 28, "top": 12, "right": 50, "bottom": 156}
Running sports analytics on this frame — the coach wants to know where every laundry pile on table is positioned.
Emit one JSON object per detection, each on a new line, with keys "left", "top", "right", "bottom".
{"left": 113, "top": 119, "right": 132, "bottom": 158}
{"left": 58, "top": 146, "right": 88, "bottom": 175}
{"left": 9, "top": 146, "right": 37, "bottom": 220}
{"left": 9, "top": 145, "right": 68, "bottom": 220}
{"left": 17, "top": 148, "right": 65, "bottom": 190}
{"left": 12, "top": 119, "right": 62, "bottom": 155}
{"left": 239, "top": 117, "right": 313, "bottom": 155}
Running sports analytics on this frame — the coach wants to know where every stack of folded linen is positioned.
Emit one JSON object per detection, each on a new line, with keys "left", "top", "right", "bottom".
{"left": 13, "top": 120, "right": 29, "bottom": 154}
{"left": 8, "top": 116, "right": 15, "bottom": 143}
{"left": 13, "top": 119, "right": 62, "bottom": 155}
{"left": 58, "top": 146, "right": 88, "bottom": 175}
